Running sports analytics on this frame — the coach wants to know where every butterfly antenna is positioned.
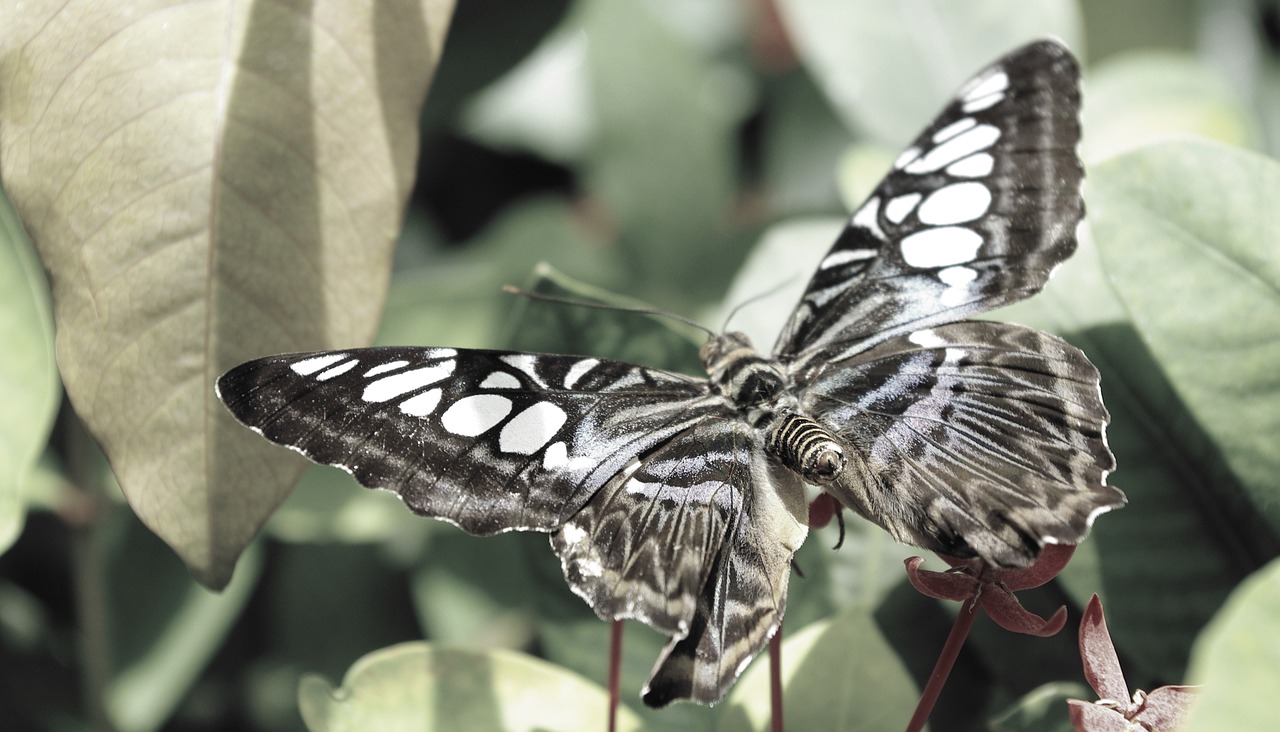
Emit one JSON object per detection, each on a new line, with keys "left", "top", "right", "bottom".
{"left": 503, "top": 284, "right": 715, "bottom": 338}
{"left": 720, "top": 276, "right": 799, "bottom": 332}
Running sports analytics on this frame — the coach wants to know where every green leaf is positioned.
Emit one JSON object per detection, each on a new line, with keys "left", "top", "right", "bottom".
{"left": 0, "top": 1, "right": 455, "bottom": 587}
{"left": 1083, "top": 50, "right": 1257, "bottom": 163}
{"left": 1185, "top": 556, "right": 1280, "bottom": 731}
{"left": 989, "top": 682, "right": 1090, "bottom": 732}
{"left": 580, "top": 0, "right": 744, "bottom": 304}
{"left": 719, "top": 605, "right": 919, "bottom": 731}
{"left": 0, "top": 184, "right": 58, "bottom": 555}
{"left": 996, "top": 221, "right": 1251, "bottom": 682}
{"left": 1091, "top": 141, "right": 1280, "bottom": 543}
{"left": 103, "top": 513, "right": 264, "bottom": 732}
{"left": 506, "top": 264, "right": 704, "bottom": 375}
{"left": 776, "top": 0, "right": 1082, "bottom": 144}
{"left": 717, "top": 218, "right": 841, "bottom": 350}
{"left": 297, "top": 642, "right": 644, "bottom": 732}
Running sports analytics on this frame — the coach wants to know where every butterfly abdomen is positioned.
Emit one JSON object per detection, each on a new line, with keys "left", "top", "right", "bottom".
{"left": 766, "top": 412, "right": 846, "bottom": 484}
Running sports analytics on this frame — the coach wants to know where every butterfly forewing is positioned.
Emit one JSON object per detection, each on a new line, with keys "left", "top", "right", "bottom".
{"left": 217, "top": 347, "right": 720, "bottom": 534}
{"left": 777, "top": 40, "right": 1084, "bottom": 367}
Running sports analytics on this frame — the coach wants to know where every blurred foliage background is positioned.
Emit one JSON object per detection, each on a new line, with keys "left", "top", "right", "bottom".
{"left": 1, "top": 0, "right": 1279, "bottom": 730}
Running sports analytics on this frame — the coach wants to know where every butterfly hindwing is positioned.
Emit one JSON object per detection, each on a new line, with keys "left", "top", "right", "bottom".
{"left": 803, "top": 321, "right": 1121, "bottom": 566}
{"left": 777, "top": 40, "right": 1084, "bottom": 366}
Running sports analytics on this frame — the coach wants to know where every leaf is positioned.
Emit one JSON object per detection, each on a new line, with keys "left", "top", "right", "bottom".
{"left": 718, "top": 605, "right": 919, "bottom": 731}
{"left": 579, "top": 0, "right": 743, "bottom": 304}
{"left": 1091, "top": 141, "right": 1280, "bottom": 543}
{"left": 102, "top": 511, "right": 264, "bottom": 732}
{"left": 775, "top": 0, "right": 1082, "bottom": 144}
{"left": 993, "top": 157, "right": 1266, "bottom": 683}
{"left": 1184, "top": 557, "right": 1280, "bottom": 730}
{"left": 297, "top": 642, "right": 644, "bottom": 732}
{"left": 0, "top": 184, "right": 59, "bottom": 555}
{"left": 990, "top": 681, "right": 1090, "bottom": 732}
{"left": 0, "top": 1, "right": 455, "bottom": 587}
{"left": 505, "top": 263, "right": 704, "bottom": 375}
{"left": 1083, "top": 50, "right": 1257, "bottom": 163}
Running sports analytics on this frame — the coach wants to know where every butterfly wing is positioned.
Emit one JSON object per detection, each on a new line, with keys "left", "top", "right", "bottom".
{"left": 802, "top": 322, "right": 1122, "bottom": 566}
{"left": 773, "top": 41, "right": 1122, "bottom": 566}
{"left": 776, "top": 40, "right": 1084, "bottom": 369}
{"left": 217, "top": 347, "right": 716, "bottom": 534}
{"left": 217, "top": 346, "right": 809, "bottom": 704}
{"left": 553, "top": 418, "right": 808, "bottom": 706}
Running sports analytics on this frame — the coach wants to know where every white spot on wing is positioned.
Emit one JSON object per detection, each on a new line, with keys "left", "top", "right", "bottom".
{"left": 480, "top": 371, "right": 521, "bottom": 389}
{"left": 900, "top": 227, "right": 983, "bottom": 268}
{"left": 440, "top": 394, "right": 513, "bottom": 436}
{"left": 399, "top": 388, "right": 442, "bottom": 416}
{"left": 904, "top": 124, "right": 1000, "bottom": 174}
{"left": 850, "top": 196, "right": 885, "bottom": 239}
{"left": 363, "top": 361, "right": 456, "bottom": 402}
{"left": 315, "top": 358, "right": 358, "bottom": 381}
{"left": 885, "top": 193, "right": 922, "bottom": 224}
{"left": 560, "top": 523, "right": 588, "bottom": 546}
{"left": 364, "top": 360, "right": 408, "bottom": 378}
{"left": 908, "top": 329, "right": 947, "bottom": 349}
{"left": 932, "top": 117, "right": 977, "bottom": 143}
{"left": 820, "top": 249, "right": 875, "bottom": 270}
{"left": 499, "top": 401, "right": 568, "bottom": 454}
{"left": 917, "top": 182, "right": 992, "bottom": 225}
{"left": 563, "top": 359, "right": 599, "bottom": 389}
{"left": 962, "top": 70, "right": 1009, "bottom": 101}
{"left": 500, "top": 354, "right": 546, "bottom": 387}
{"left": 937, "top": 265, "right": 978, "bottom": 307}
{"left": 962, "top": 95, "right": 1003, "bottom": 113}
{"left": 946, "top": 153, "right": 995, "bottom": 178}
{"left": 291, "top": 354, "right": 346, "bottom": 376}
{"left": 542, "top": 441, "right": 593, "bottom": 471}
{"left": 894, "top": 146, "right": 921, "bottom": 170}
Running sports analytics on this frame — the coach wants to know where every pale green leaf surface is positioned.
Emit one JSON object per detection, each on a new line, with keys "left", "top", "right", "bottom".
{"left": 989, "top": 682, "right": 1090, "bottom": 732}
{"left": 0, "top": 0, "right": 455, "bottom": 587}
{"left": 997, "top": 227, "right": 1249, "bottom": 680}
{"left": 580, "top": 0, "right": 743, "bottom": 304}
{"left": 105, "top": 530, "right": 264, "bottom": 732}
{"left": 1185, "top": 556, "right": 1280, "bottom": 731}
{"left": 297, "top": 642, "right": 643, "bottom": 732}
{"left": 1083, "top": 51, "right": 1256, "bottom": 163}
{"left": 776, "top": 0, "right": 1081, "bottom": 145}
{"left": 1091, "top": 142, "right": 1280, "bottom": 538}
{"left": 0, "top": 184, "right": 58, "bottom": 555}
{"left": 718, "top": 606, "right": 918, "bottom": 731}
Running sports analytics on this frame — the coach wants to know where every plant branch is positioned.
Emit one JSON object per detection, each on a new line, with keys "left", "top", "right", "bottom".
{"left": 905, "top": 596, "right": 979, "bottom": 732}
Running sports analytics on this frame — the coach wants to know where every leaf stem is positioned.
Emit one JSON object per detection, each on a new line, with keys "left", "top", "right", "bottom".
{"left": 57, "top": 406, "right": 116, "bottom": 732}
{"left": 770, "top": 622, "right": 784, "bottom": 732}
{"left": 905, "top": 596, "right": 979, "bottom": 732}
{"left": 608, "top": 619, "right": 623, "bottom": 732}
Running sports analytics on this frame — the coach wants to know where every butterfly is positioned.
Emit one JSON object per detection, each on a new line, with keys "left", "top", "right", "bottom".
{"left": 216, "top": 40, "right": 1125, "bottom": 707}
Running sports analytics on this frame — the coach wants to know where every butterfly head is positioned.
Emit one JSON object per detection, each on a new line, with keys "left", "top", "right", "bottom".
{"left": 701, "top": 332, "right": 789, "bottom": 408}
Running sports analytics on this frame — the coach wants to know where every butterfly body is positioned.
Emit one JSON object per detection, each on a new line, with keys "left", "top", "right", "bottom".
{"left": 217, "top": 40, "right": 1125, "bottom": 707}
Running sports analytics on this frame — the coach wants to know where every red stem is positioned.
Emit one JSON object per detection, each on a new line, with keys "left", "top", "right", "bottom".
{"left": 770, "top": 621, "right": 784, "bottom": 732}
{"left": 905, "top": 596, "right": 980, "bottom": 732}
{"left": 608, "top": 619, "right": 623, "bottom": 732}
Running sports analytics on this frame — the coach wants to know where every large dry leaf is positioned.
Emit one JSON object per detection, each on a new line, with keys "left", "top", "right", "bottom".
{"left": 0, "top": 0, "right": 455, "bottom": 587}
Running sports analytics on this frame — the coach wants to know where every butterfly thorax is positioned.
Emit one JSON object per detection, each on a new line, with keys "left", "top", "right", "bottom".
{"left": 701, "top": 332, "right": 846, "bottom": 484}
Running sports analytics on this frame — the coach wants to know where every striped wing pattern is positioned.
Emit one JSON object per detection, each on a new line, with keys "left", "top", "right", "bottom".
{"left": 216, "top": 40, "right": 1124, "bottom": 708}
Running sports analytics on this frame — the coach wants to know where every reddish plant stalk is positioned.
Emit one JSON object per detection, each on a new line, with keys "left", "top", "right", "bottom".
{"left": 905, "top": 595, "right": 980, "bottom": 732}
{"left": 608, "top": 619, "right": 623, "bottom": 732}
{"left": 770, "top": 623, "right": 784, "bottom": 732}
